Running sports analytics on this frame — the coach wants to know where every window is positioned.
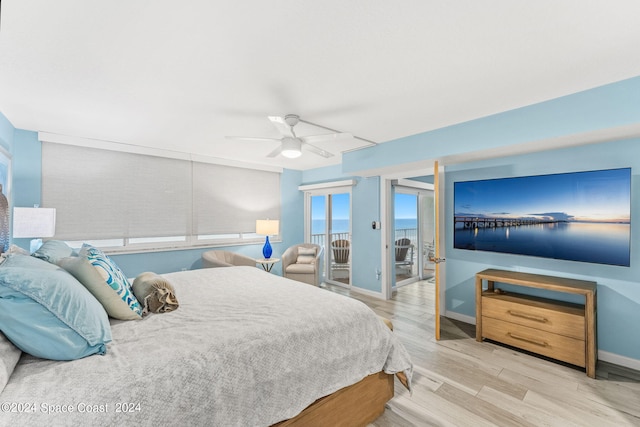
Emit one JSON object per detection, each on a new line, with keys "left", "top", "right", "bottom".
{"left": 41, "top": 142, "right": 280, "bottom": 251}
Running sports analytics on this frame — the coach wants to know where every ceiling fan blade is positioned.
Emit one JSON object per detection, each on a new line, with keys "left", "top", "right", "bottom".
{"left": 301, "top": 132, "right": 352, "bottom": 145}
{"left": 225, "top": 136, "right": 281, "bottom": 143}
{"left": 268, "top": 116, "right": 295, "bottom": 138}
{"left": 266, "top": 145, "right": 283, "bottom": 158}
{"left": 301, "top": 141, "right": 334, "bottom": 158}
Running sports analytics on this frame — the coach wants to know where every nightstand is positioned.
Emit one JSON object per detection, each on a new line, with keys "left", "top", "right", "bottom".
{"left": 256, "top": 258, "right": 280, "bottom": 273}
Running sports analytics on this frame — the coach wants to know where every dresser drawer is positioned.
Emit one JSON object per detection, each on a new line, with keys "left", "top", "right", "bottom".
{"left": 476, "top": 269, "right": 597, "bottom": 378}
{"left": 482, "top": 316, "right": 586, "bottom": 367}
{"left": 482, "top": 293, "right": 585, "bottom": 340}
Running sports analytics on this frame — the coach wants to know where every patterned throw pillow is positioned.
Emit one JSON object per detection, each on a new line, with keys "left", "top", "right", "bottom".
{"left": 296, "top": 247, "right": 317, "bottom": 264}
{"left": 59, "top": 244, "right": 142, "bottom": 320}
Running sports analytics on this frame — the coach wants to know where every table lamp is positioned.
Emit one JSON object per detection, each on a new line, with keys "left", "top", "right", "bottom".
{"left": 255, "top": 219, "right": 279, "bottom": 259}
{"left": 13, "top": 206, "right": 57, "bottom": 253}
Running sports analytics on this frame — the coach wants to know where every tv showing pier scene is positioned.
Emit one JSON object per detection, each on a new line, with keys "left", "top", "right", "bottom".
{"left": 454, "top": 168, "right": 631, "bottom": 266}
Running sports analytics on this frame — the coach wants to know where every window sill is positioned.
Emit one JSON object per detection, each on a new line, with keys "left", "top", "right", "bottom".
{"left": 73, "top": 239, "right": 282, "bottom": 256}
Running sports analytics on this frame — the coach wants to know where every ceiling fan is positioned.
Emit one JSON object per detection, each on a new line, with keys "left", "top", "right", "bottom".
{"left": 225, "top": 114, "right": 353, "bottom": 158}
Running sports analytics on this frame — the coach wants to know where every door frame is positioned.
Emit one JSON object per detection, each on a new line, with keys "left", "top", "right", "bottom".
{"left": 380, "top": 164, "right": 446, "bottom": 339}
{"left": 391, "top": 180, "right": 434, "bottom": 288}
{"left": 301, "top": 181, "right": 355, "bottom": 287}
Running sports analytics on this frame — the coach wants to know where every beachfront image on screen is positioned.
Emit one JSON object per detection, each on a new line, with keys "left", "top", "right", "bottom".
{"left": 453, "top": 168, "right": 631, "bottom": 266}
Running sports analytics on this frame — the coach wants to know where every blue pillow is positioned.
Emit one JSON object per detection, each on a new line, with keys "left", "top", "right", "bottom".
{"left": 31, "top": 240, "right": 76, "bottom": 264}
{"left": 3, "top": 252, "right": 60, "bottom": 270}
{"left": 0, "top": 255, "right": 112, "bottom": 360}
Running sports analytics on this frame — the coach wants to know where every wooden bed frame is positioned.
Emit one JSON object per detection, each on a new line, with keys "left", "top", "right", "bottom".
{"left": 274, "top": 371, "right": 394, "bottom": 427}
{"left": 274, "top": 317, "right": 405, "bottom": 427}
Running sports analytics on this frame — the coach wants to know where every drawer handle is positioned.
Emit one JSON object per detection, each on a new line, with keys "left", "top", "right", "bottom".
{"left": 507, "top": 332, "right": 549, "bottom": 347}
{"left": 507, "top": 310, "right": 548, "bottom": 323}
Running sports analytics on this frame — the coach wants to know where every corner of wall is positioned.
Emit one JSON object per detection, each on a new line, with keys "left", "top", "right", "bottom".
{"left": 0, "top": 111, "right": 15, "bottom": 154}
{"left": 280, "top": 168, "right": 305, "bottom": 250}
{"left": 12, "top": 129, "right": 41, "bottom": 208}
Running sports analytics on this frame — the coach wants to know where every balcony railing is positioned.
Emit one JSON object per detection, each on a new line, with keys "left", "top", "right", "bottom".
{"left": 311, "top": 232, "right": 350, "bottom": 249}
{"left": 394, "top": 227, "right": 417, "bottom": 243}
{"left": 312, "top": 228, "right": 432, "bottom": 282}
{"left": 311, "top": 228, "right": 418, "bottom": 253}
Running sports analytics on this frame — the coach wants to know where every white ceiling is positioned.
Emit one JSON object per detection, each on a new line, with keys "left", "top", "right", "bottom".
{"left": 1, "top": 1, "right": 640, "bottom": 170}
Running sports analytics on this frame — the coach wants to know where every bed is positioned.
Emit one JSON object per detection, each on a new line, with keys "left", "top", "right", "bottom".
{"left": 0, "top": 249, "right": 412, "bottom": 427}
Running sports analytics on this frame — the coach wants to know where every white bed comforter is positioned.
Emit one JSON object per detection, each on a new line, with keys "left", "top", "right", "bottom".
{"left": 0, "top": 266, "right": 412, "bottom": 427}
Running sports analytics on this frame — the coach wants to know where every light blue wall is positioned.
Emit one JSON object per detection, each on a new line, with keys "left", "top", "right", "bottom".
{"left": 351, "top": 176, "right": 382, "bottom": 291}
{"left": 12, "top": 130, "right": 41, "bottom": 207}
{"left": 301, "top": 164, "right": 344, "bottom": 184}
{"left": 443, "top": 139, "right": 640, "bottom": 360}
{"left": 280, "top": 168, "right": 305, "bottom": 260}
{"left": 301, "top": 166, "right": 383, "bottom": 292}
{"left": 11, "top": 130, "right": 42, "bottom": 249}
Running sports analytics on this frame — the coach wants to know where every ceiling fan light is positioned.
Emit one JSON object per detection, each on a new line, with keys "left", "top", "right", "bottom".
{"left": 281, "top": 137, "right": 302, "bottom": 158}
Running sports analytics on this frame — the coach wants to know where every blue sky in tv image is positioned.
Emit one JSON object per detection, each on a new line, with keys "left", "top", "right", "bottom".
{"left": 453, "top": 168, "right": 631, "bottom": 266}
{"left": 454, "top": 168, "right": 631, "bottom": 224}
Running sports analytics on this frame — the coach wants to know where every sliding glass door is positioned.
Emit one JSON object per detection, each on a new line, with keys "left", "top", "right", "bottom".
{"left": 392, "top": 184, "right": 435, "bottom": 288}
{"left": 328, "top": 193, "right": 350, "bottom": 285}
{"left": 307, "top": 190, "right": 351, "bottom": 287}
{"left": 394, "top": 192, "right": 419, "bottom": 286}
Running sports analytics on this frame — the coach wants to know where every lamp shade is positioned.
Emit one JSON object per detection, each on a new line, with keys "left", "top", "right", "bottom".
{"left": 13, "top": 207, "right": 57, "bottom": 238}
{"left": 255, "top": 219, "right": 279, "bottom": 236}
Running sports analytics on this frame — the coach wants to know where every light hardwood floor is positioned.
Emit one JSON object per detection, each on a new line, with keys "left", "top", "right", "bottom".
{"left": 323, "top": 280, "right": 640, "bottom": 427}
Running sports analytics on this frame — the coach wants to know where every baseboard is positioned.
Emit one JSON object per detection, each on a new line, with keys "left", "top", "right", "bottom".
{"left": 349, "top": 285, "right": 385, "bottom": 299}
{"left": 319, "top": 281, "right": 386, "bottom": 299}
{"left": 598, "top": 350, "right": 640, "bottom": 371}
{"left": 444, "top": 310, "right": 476, "bottom": 325}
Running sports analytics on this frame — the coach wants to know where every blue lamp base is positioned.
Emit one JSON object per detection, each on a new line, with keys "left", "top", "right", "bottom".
{"left": 262, "top": 236, "right": 272, "bottom": 259}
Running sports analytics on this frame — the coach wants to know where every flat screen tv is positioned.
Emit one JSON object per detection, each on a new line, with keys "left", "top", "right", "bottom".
{"left": 454, "top": 168, "right": 631, "bottom": 266}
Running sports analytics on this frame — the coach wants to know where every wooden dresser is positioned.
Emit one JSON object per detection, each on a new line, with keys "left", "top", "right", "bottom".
{"left": 475, "top": 269, "right": 597, "bottom": 378}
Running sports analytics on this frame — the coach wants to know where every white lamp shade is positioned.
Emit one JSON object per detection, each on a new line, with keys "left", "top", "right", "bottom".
{"left": 255, "top": 219, "right": 279, "bottom": 236}
{"left": 13, "top": 207, "right": 57, "bottom": 238}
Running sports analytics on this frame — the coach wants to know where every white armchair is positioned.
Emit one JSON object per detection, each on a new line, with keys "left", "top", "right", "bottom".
{"left": 282, "top": 243, "right": 323, "bottom": 286}
{"left": 202, "top": 250, "right": 256, "bottom": 268}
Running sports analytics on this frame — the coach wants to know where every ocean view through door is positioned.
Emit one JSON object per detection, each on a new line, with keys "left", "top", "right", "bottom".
{"left": 392, "top": 185, "right": 435, "bottom": 288}
{"left": 394, "top": 192, "right": 419, "bottom": 286}
{"left": 309, "top": 192, "right": 351, "bottom": 287}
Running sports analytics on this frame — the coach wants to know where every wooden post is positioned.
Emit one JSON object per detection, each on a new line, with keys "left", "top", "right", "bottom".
{"left": 585, "top": 291, "right": 597, "bottom": 378}
{"left": 475, "top": 275, "right": 483, "bottom": 342}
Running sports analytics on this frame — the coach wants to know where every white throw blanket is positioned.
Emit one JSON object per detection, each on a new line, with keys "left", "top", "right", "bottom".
{"left": 0, "top": 266, "right": 412, "bottom": 426}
